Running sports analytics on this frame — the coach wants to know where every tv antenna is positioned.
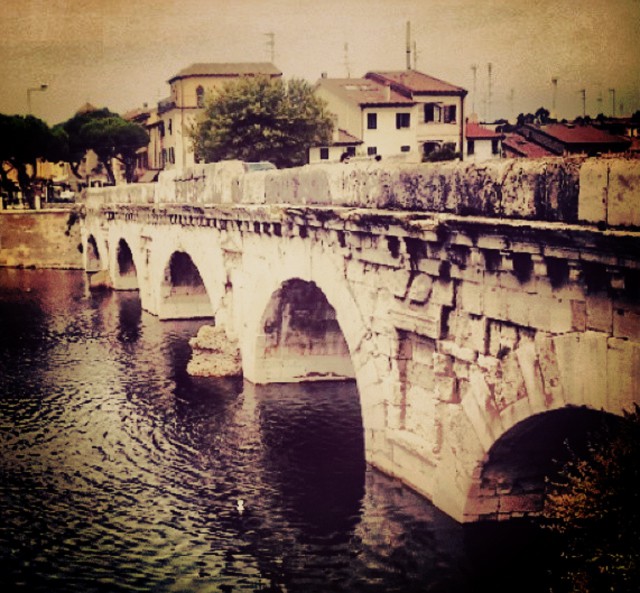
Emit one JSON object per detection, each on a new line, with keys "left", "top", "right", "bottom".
{"left": 264, "top": 32, "right": 275, "bottom": 63}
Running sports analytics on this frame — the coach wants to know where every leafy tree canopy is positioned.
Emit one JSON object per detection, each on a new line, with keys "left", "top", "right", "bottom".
{"left": 544, "top": 406, "right": 640, "bottom": 592}
{"left": 0, "top": 113, "right": 61, "bottom": 207}
{"left": 191, "top": 76, "right": 333, "bottom": 168}
{"left": 56, "top": 108, "right": 149, "bottom": 184}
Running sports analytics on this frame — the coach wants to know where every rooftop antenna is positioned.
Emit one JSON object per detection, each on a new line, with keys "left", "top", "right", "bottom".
{"left": 579, "top": 89, "right": 586, "bottom": 118}
{"left": 471, "top": 64, "right": 478, "bottom": 114}
{"left": 344, "top": 42, "right": 351, "bottom": 78}
{"left": 551, "top": 77, "right": 558, "bottom": 118}
{"left": 264, "top": 32, "right": 275, "bottom": 63}
{"left": 509, "top": 88, "right": 515, "bottom": 121}
{"left": 406, "top": 21, "right": 411, "bottom": 70}
{"left": 609, "top": 88, "right": 616, "bottom": 117}
{"left": 487, "top": 62, "right": 493, "bottom": 122}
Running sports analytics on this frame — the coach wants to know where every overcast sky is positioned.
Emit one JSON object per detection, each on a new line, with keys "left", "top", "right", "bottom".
{"left": 1, "top": 0, "right": 639, "bottom": 124}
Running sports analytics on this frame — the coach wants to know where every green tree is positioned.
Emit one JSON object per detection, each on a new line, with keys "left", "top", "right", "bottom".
{"left": 191, "top": 76, "right": 333, "bottom": 168}
{"left": 56, "top": 108, "right": 149, "bottom": 184}
{"left": 544, "top": 406, "right": 640, "bottom": 592}
{"left": 0, "top": 113, "right": 61, "bottom": 208}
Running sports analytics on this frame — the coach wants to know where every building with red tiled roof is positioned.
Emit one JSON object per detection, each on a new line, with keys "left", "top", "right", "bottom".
{"left": 313, "top": 69, "right": 467, "bottom": 162}
{"left": 465, "top": 119, "right": 504, "bottom": 162}
{"left": 502, "top": 133, "right": 555, "bottom": 159}
{"left": 520, "top": 123, "right": 631, "bottom": 156}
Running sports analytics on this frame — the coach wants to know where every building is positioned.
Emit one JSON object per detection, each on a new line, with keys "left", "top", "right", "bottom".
{"left": 313, "top": 69, "right": 467, "bottom": 162}
{"left": 465, "top": 116, "right": 504, "bottom": 162}
{"left": 158, "top": 62, "right": 282, "bottom": 170}
{"left": 517, "top": 123, "right": 632, "bottom": 157}
{"left": 122, "top": 103, "right": 163, "bottom": 182}
{"left": 308, "top": 128, "right": 362, "bottom": 163}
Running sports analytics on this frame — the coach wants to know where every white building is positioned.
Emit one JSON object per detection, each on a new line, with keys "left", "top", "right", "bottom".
{"left": 313, "top": 70, "right": 467, "bottom": 162}
{"left": 465, "top": 117, "right": 504, "bottom": 162}
{"left": 158, "top": 63, "right": 282, "bottom": 170}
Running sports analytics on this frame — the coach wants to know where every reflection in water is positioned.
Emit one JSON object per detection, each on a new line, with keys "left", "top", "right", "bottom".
{"left": 0, "top": 269, "right": 559, "bottom": 592}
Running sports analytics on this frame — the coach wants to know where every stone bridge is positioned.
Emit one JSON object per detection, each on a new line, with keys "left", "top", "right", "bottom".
{"left": 81, "top": 157, "right": 640, "bottom": 523}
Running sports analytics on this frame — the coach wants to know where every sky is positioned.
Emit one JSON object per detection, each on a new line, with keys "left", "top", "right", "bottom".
{"left": 1, "top": 0, "right": 639, "bottom": 125}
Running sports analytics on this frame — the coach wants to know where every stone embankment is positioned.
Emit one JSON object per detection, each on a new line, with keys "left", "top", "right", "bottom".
{"left": 187, "top": 325, "right": 242, "bottom": 378}
{"left": 0, "top": 208, "right": 83, "bottom": 269}
{"left": 86, "top": 156, "right": 640, "bottom": 228}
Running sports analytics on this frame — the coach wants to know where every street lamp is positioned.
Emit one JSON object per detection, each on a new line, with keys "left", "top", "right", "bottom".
{"left": 27, "top": 83, "right": 48, "bottom": 115}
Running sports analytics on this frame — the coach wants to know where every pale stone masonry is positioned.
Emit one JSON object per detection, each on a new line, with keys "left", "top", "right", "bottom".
{"left": 81, "top": 157, "right": 640, "bottom": 523}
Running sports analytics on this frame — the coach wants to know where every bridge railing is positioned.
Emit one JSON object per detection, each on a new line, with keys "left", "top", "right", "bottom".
{"left": 85, "top": 157, "right": 640, "bottom": 228}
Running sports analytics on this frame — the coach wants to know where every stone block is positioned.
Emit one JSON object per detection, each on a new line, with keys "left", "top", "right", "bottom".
{"left": 433, "top": 351, "right": 453, "bottom": 376}
{"left": 586, "top": 294, "right": 613, "bottom": 332}
{"left": 613, "top": 307, "right": 640, "bottom": 340}
{"left": 407, "top": 273, "right": 433, "bottom": 303}
{"left": 516, "top": 337, "right": 546, "bottom": 411}
{"left": 436, "top": 376, "right": 459, "bottom": 403}
{"left": 606, "top": 338, "right": 640, "bottom": 414}
{"left": 454, "top": 282, "right": 481, "bottom": 317}
{"left": 578, "top": 158, "right": 608, "bottom": 223}
{"left": 607, "top": 159, "right": 640, "bottom": 228}
{"left": 534, "top": 332, "right": 565, "bottom": 407}
{"left": 483, "top": 285, "right": 509, "bottom": 321}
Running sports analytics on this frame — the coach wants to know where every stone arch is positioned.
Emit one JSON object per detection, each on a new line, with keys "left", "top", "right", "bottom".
{"left": 158, "top": 250, "right": 214, "bottom": 320}
{"left": 85, "top": 234, "right": 102, "bottom": 272}
{"left": 463, "top": 407, "right": 624, "bottom": 521}
{"left": 113, "top": 238, "right": 139, "bottom": 290}
{"left": 251, "top": 278, "right": 356, "bottom": 384}
{"left": 454, "top": 330, "right": 639, "bottom": 522}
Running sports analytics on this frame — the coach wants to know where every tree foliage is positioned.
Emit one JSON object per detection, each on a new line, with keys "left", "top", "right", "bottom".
{"left": 543, "top": 406, "right": 640, "bottom": 592}
{"left": 56, "top": 108, "right": 149, "bottom": 184}
{"left": 516, "top": 106, "right": 552, "bottom": 127}
{"left": 0, "top": 113, "right": 62, "bottom": 207}
{"left": 191, "top": 76, "right": 333, "bottom": 168}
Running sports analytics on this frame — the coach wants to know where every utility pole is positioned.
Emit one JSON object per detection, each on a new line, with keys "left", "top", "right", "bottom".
{"left": 609, "top": 88, "right": 616, "bottom": 117}
{"left": 580, "top": 89, "right": 586, "bottom": 118}
{"left": 487, "top": 62, "right": 493, "bottom": 122}
{"left": 344, "top": 42, "right": 351, "bottom": 78}
{"left": 264, "top": 32, "right": 275, "bottom": 63}
{"left": 471, "top": 64, "right": 478, "bottom": 115}
{"left": 406, "top": 21, "right": 411, "bottom": 70}
{"left": 551, "top": 77, "right": 558, "bottom": 118}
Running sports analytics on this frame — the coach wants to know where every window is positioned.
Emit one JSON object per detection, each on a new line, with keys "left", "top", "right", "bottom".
{"left": 196, "top": 86, "right": 205, "bottom": 108}
{"left": 396, "top": 113, "right": 411, "bottom": 129}
{"left": 467, "top": 140, "right": 475, "bottom": 155}
{"left": 346, "top": 146, "right": 356, "bottom": 156}
{"left": 320, "top": 147, "right": 329, "bottom": 160}
{"left": 492, "top": 139, "right": 500, "bottom": 155}
{"left": 400, "top": 145, "right": 411, "bottom": 152}
{"left": 367, "top": 113, "right": 377, "bottom": 129}
{"left": 424, "top": 103, "right": 441, "bottom": 123}
{"left": 443, "top": 105, "right": 457, "bottom": 124}
{"left": 168, "top": 119, "right": 173, "bottom": 135}
{"left": 367, "top": 146, "right": 378, "bottom": 156}
{"left": 168, "top": 147, "right": 175, "bottom": 164}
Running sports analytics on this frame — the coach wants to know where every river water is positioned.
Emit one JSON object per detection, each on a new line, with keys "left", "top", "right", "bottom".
{"left": 0, "top": 269, "right": 559, "bottom": 593}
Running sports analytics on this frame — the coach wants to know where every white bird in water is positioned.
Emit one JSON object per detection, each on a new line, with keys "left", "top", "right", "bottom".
{"left": 236, "top": 498, "right": 245, "bottom": 514}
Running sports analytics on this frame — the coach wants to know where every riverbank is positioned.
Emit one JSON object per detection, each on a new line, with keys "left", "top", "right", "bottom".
{"left": 0, "top": 208, "right": 83, "bottom": 269}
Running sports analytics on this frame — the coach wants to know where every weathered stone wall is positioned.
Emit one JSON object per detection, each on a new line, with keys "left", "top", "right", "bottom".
{"left": 0, "top": 209, "right": 83, "bottom": 269}
{"left": 83, "top": 199, "right": 640, "bottom": 523}
{"left": 86, "top": 156, "right": 640, "bottom": 228}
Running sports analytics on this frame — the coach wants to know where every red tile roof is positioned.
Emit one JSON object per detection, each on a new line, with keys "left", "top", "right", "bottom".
{"left": 534, "top": 123, "right": 630, "bottom": 146}
{"left": 367, "top": 70, "right": 467, "bottom": 96}
{"left": 335, "top": 129, "right": 362, "bottom": 145}
{"left": 502, "top": 133, "right": 555, "bottom": 158}
{"left": 316, "top": 77, "right": 415, "bottom": 106}
{"left": 169, "top": 62, "right": 282, "bottom": 82}
{"left": 466, "top": 122, "right": 503, "bottom": 140}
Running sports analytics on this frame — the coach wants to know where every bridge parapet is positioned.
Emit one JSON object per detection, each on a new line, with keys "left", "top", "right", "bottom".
{"left": 85, "top": 157, "right": 640, "bottom": 228}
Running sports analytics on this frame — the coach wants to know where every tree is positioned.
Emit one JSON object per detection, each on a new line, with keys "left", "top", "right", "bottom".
{"left": 544, "top": 406, "right": 640, "bottom": 592}
{"left": 0, "top": 113, "right": 61, "bottom": 208}
{"left": 191, "top": 76, "right": 333, "bottom": 168}
{"left": 56, "top": 108, "right": 149, "bottom": 184}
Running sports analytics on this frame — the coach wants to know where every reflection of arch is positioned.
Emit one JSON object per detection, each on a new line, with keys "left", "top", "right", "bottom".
{"left": 254, "top": 278, "right": 355, "bottom": 384}
{"left": 196, "top": 85, "right": 205, "bottom": 108}
{"left": 114, "top": 238, "right": 138, "bottom": 290}
{"left": 159, "top": 250, "right": 213, "bottom": 320}
{"left": 464, "top": 407, "right": 623, "bottom": 521}
{"left": 86, "top": 234, "right": 101, "bottom": 272}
